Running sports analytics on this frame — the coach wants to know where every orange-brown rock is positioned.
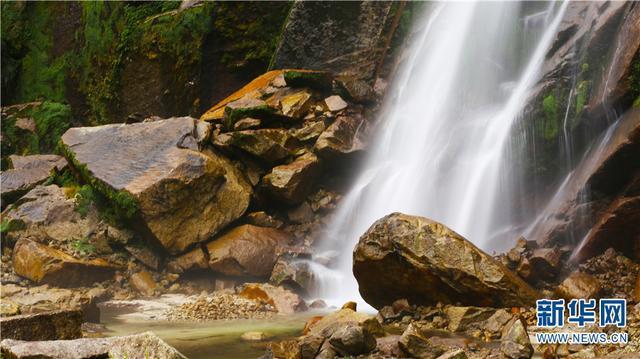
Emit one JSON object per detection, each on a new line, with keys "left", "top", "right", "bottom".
{"left": 262, "top": 152, "right": 322, "bottom": 204}
{"left": 238, "top": 283, "right": 307, "bottom": 314}
{"left": 12, "top": 239, "right": 117, "bottom": 287}
{"left": 206, "top": 225, "right": 293, "bottom": 277}
{"left": 130, "top": 271, "right": 157, "bottom": 297}
{"left": 555, "top": 271, "right": 601, "bottom": 300}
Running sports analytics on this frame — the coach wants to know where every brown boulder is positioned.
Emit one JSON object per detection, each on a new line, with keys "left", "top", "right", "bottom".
{"left": 555, "top": 271, "right": 601, "bottom": 300}
{"left": 207, "top": 224, "right": 293, "bottom": 277}
{"left": 1, "top": 155, "right": 67, "bottom": 208}
{"left": 0, "top": 309, "right": 82, "bottom": 341}
{"left": 13, "top": 239, "right": 117, "bottom": 287}
{"left": 223, "top": 129, "right": 296, "bottom": 163}
{"left": 262, "top": 152, "right": 322, "bottom": 204}
{"left": 353, "top": 213, "right": 539, "bottom": 309}
{"left": 528, "top": 248, "right": 562, "bottom": 281}
{"left": 60, "top": 117, "right": 251, "bottom": 254}
{"left": 398, "top": 323, "right": 446, "bottom": 359}
{"left": 314, "top": 113, "right": 367, "bottom": 160}
{"left": 500, "top": 319, "right": 533, "bottom": 359}
{"left": 130, "top": 271, "right": 157, "bottom": 297}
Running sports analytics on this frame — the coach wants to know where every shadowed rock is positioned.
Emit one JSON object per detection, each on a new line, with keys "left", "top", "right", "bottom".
{"left": 0, "top": 310, "right": 82, "bottom": 341}
{"left": 353, "top": 213, "right": 539, "bottom": 309}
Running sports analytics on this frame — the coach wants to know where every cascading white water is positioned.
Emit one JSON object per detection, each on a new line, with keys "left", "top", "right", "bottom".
{"left": 312, "top": 1, "right": 569, "bottom": 310}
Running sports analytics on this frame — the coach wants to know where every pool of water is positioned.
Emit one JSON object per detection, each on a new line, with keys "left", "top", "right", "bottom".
{"left": 100, "top": 303, "right": 320, "bottom": 359}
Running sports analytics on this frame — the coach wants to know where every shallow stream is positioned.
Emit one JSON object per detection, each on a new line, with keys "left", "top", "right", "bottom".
{"left": 100, "top": 298, "right": 322, "bottom": 359}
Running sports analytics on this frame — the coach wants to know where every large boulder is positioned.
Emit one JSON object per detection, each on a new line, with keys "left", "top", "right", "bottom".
{"left": 60, "top": 117, "right": 251, "bottom": 254}
{"left": 353, "top": 213, "right": 539, "bottom": 309}
{"left": 12, "top": 239, "right": 117, "bottom": 287}
{"left": 0, "top": 331, "right": 186, "bottom": 359}
{"left": 262, "top": 152, "right": 322, "bottom": 204}
{"left": 206, "top": 224, "right": 294, "bottom": 277}
{"left": 0, "top": 310, "right": 82, "bottom": 341}
{"left": 0, "top": 155, "right": 67, "bottom": 208}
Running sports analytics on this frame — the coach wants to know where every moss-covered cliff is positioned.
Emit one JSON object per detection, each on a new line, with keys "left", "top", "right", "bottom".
{"left": 1, "top": 1, "right": 291, "bottom": 125}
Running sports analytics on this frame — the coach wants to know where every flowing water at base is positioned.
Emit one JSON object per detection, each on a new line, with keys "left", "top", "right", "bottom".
{"left": 100, "top": 305, "right": 322, "bottom": 359}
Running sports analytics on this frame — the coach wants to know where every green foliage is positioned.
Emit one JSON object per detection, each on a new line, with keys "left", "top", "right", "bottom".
{"left": 73, "top": 185, "right": 95, "bottom": 218}
{"left": 71, "top": 237, "right": 95, "bottom": 256}
{"left": 32, "top": 101, "right": 73, "bottom": 152}
{"left": 214, "top": 2, "right": 292, "bottom": 70}
{"left": 0, "top": 101, "right": 72, "bottom": 169}
{"left": 59, "top": 142, "right": 140, "bottom": 222}
{"left": 0, "top": 219, "right": 24, "bottom": 235}
{"left": 628, "top": 56, "right": 640, "bottom": 101}
{"left": 12, "top": 3, "right": 67, "bottom": 103}
{"left": 540, "top": 94, "right": 559, "bottom": 140}
{"left": 574, "top": 80, "right": 590, "bottom": 119}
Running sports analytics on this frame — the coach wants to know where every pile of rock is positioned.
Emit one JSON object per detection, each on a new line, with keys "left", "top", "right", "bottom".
{"left": 165, "top": 293, "right": 276, "bottom": 321}
{"left": 0, "top": 68, "right": 378, "bottom": 328}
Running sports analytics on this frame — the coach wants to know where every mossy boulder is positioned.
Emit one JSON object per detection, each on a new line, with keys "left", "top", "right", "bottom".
{"left": 60, "top": 117, "right": 252, "bottom": 254}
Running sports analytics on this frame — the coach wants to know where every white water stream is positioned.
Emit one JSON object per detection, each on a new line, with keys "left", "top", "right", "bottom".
{"left": 312, "top": 1, "right": 570, "bottom": 310}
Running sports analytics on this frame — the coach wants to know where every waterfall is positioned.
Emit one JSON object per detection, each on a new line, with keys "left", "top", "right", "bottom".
{"left": 313, "top": 1, "right": 569, "bottom": 310}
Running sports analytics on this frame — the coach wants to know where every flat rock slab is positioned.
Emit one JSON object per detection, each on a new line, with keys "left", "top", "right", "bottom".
{"left": 0, "top": 310, "right": 82, "bottom": 341}
{"left": 354, "top": 213, "right": 539, "bottom": 309}
{"left": 13, "top": 239, "right": 118, "bottom": 287}
{"left": 60, "top": 117, "right": 251, "bottom": 254}
{"left": 0, "top": 331, "right": 186, "bottom": 359}
{"left": 1, "top": 154, "right": 67, "bottom": 208}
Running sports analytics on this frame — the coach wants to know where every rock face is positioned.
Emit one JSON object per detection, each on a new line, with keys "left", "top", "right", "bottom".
{"left": 262, "top": 152, "right": 322, "bottom": 204}
{"left": 0, "top": 155, "right": 67, "bottom": 208}
{"left": 12, "top": 239, "right": 117, "bottom": 287}
{"left": 531, "top": 107, "right": 640, "bottom": 260}
{"left": 206, "top": 225, "right": 293, "bottom": 277}
{"left": 60, "top": 117, "right": 251, "bottom": 254}
{"left": 0, "top": 331, "right": 186, "bottom": 359}
{"left": 0, "top": 284, "right": 109, "bottom": 323}
{"left": 271, "top": 1, "right": 394, "bottom": 79}
{"left": 0, "top": 310, "right": 82, "bottom": 341}
{"left": 1, "top": 185, "right": 111, "bottom": 247}
{"left": 314, "top": 113, "right": 368, "bottom": 160}
{"left": 353, "top": 213, "right": 539, "bottom": 309}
